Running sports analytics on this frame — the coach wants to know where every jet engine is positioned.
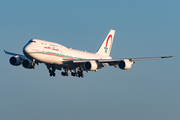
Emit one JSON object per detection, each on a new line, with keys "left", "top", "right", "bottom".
{"left": 9, "top": 56, "right": 22, "bottom": 66}
{"left": 84, "top": 61, "right": 98, "bottom": 71}
{"left": 118, "top": 59, "right": 133, "bottom": 70}
{"left": 22, "top": 59, "right": 33, "bottom": 69}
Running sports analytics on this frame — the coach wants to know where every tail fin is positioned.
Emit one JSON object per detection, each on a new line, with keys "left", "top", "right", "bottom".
{"left": 96, "top": 29, "right": 115, "bottom": 56}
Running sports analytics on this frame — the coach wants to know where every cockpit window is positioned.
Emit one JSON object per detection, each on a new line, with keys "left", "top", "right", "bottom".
{"left": 29, "top": 39, "right": 36, "bottom": 43}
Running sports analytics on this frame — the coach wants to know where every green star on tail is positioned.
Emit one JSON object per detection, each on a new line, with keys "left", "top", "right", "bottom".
{"left": 104, "top": 46, "right": 108, "bottom": 53}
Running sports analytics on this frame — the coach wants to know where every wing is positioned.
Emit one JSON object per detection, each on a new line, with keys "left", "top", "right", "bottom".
{"left": 62, "top": 55, "right": 175, "bottom": 70}
{"left": 4, "top": 50, "right": 27, "bottom": 59}
{"left": 64, "top": 55, "right": 175, "bottom": 63}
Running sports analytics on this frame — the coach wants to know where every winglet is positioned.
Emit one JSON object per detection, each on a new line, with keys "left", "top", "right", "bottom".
{"left": 161, "top": 55, "right": 176, "bottom": 58}
{"left": 4, "top": 50, "right": 11, "bottom": 55}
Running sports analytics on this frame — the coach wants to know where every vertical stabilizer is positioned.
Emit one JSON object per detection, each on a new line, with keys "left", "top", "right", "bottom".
{"left": 96, "top": 29, "right": 115, "bottom": 56}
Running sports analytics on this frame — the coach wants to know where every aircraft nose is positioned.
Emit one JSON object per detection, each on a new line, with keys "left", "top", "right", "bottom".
{"left": 23, "top": 45, "right": 31, "bottom": 56}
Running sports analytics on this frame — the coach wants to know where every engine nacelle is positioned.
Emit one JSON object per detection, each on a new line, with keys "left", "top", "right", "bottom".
{"left": 84, "top": 61, "right": 98, "bottom": 71}
{"left": 9, "top": 56, "right": 22, "bottom": 66}
{"left": 22, "top": 59, "right": 33, "bottom": 69}
{"left": 118, "top": 59, "right": 133, "bottom": 70}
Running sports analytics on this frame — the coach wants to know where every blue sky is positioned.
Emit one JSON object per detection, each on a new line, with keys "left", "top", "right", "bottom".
{"left": 0, "top": 0, "right": 179, "bottom": 120}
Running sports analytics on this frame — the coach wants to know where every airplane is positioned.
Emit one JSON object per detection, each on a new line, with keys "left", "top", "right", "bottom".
{"left": 4, "top": 29, "right": 175, "bottom": 78}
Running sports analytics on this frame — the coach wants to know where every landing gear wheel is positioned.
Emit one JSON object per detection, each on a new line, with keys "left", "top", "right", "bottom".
{"left": 81, "top": 74, "right": 84, "bottom": 78}
{"left": 61, "top": 72, "right": 65, "bottom": 76}
{"left": 71, "top": 72, "right": 76, "bottom": 77}
{"left": 49, "top": 70, "right": 56, "bottom": 77}
{"left": 65, "top": 72, "right": 69, "bottom": 76}
{"left": 52, "top": 72, "right": 55, "bottom": 77}
{"left": 50, "top": 73, "right": 52, "bottom": 76}
{"left": 49, "top": 72, "right": 55, "bottom": 77}
{"left": 78, "top": 74, "right": 81, "bottom": 77}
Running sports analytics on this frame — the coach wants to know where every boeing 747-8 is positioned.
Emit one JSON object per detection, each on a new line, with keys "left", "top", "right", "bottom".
{"left": 4, "top": 30, "right": 175, "bottom": 78}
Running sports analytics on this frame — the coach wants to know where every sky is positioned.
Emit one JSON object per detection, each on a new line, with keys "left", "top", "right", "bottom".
{"left": 0, "top": 0, "right": 179, "bottom": 120}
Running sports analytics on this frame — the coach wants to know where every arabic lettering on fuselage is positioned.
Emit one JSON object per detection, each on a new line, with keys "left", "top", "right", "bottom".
{"left": 44, "top": 47, "right": 59, "bottom": 51}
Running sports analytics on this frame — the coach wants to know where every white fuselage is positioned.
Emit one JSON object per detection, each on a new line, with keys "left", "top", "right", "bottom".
{"left": 23, "top": 39, "right": 112, "bottom": 64}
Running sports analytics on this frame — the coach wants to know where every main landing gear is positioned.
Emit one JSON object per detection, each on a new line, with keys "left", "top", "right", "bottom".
{"left": 61, "top": 71, "right": 69, "bottom": 76}
{"left": 49, "top": 70, "right": 56, "bottom": 77}
{"left": 47, "top": 65, "right": 56, "bottom": 77}
{"left": 46, "top": 64, "right": 84, "bottom": 78}
{"left": 71, "top": 70, "right": 84, "bottom": 78}
{"left": 61, "top": 69, "right": 84, "bottom": 78}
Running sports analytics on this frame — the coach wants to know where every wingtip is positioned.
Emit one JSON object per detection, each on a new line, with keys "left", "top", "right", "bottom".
{"left": 161, "top": 55, "right": 176, "bottom": 58}
{"left": 171, "top": 55, "right": 177, "bottom": 58}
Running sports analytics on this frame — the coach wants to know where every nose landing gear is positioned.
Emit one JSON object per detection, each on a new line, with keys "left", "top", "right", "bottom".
{"left": 49, "top": 70, "right": 56, "bottom": 77}
{"left": 46, "top": 64, "right": 56, "bottom": 77}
